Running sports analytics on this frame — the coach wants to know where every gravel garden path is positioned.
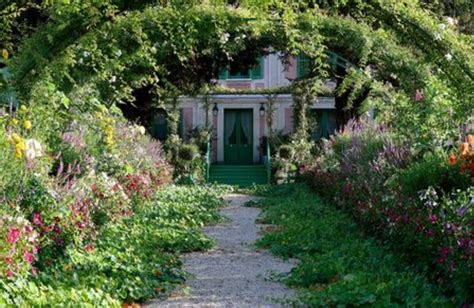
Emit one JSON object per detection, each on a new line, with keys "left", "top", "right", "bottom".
{"left": 150, "top": 193, "right": 296, "bottom": 308}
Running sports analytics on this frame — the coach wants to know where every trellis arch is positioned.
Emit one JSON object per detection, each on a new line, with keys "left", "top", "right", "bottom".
{"left": 6, "top": 1, "right": 473, "bottom": 132}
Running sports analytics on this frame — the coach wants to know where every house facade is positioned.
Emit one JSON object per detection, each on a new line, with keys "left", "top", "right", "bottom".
{"left": 152, "top": 54, "right": 338, "bottom": 165}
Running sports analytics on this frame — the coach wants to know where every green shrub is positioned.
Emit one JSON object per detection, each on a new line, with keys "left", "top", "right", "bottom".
{"left": 397, "top": 151, "right": 471, "bottom": 196}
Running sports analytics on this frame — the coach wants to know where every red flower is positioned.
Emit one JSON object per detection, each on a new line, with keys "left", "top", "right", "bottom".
{"left": 7, "top": 227, "right": 20, "bottom": 244}
{"left": 448, "top": 154, "right": 457, "bottom": 166}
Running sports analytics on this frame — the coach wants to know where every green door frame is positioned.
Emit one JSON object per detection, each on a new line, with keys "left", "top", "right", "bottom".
{"left": 224, "top": 109, "right": 253, "bottom": 165}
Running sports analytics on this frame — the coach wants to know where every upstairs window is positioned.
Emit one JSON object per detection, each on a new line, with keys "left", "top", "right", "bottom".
{"left": 219, "top": 56, "right": 264, "bottom": 80}
{"left": 297, "top": 55, "right": 311, "bottom": 78}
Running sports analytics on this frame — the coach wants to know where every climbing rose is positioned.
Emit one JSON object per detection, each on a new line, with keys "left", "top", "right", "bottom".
{"left": 8, "top": 227, "right": 20, "bottom": 244}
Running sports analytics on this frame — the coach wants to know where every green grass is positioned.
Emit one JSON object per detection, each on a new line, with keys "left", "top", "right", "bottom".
{"left": 254, "top": 184, "right": 451, "bottom": 307}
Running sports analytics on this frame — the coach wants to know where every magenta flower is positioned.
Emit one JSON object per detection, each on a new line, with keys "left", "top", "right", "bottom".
{"left": 7, "top": 269, "right": 13, "bottom": 278}
{"left": 429, "top": 214, "right": 438, "bottom": 224}
{"left": 7, "top": 227, "right": 21, "bottom": 244}
{"left": 31, "top": 267, "right": 38, "bottom": 276}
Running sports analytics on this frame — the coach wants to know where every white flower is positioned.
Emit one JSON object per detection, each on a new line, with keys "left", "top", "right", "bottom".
{"left": 24, "top": 139, "right": 43, "bottom": 160}
{"left": 446, "top": 17, "right": 455, "bottom": 26}
{"left": 110, "top": 75, "right": 117, "bottom": 83}
{"left": 439, "top": 23, "right": 446, "bottom": 31}
{"left": 150, "top": 46, "right": 157, "bottom": 54}
{"left": 116, "top": 49, "right": 122, "bottom": 57}
{"left": 78, "top": 58, "right": 84, "bottom": 64}
{"left": 434, "top": 33, "right": 442, "bottom": 41}
{"left": 137, "top": 126, "right": 146, "bottom": 135}
{"left": 83, "top": 51, "right": 90, "bottom": 57}
{"left": 445, "top": 53, "right": 453, "bottom": 61}
{"left": 221, "top": 32, "right": 230, "bottom": 43}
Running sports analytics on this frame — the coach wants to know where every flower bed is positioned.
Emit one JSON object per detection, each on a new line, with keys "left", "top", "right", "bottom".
{"left": 300, "top": 120, "right": 473, "bottom": 304}
{"left": 255, "top": 184, "right": 448, "bottom": 306}
{"left": 0, "top": 102, "right": 227, "bottom": 304}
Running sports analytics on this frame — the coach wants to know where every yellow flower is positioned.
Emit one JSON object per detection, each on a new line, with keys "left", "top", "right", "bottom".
{"left": 11, "top": 118, "right": 19, "bottom": 126}
{"left": 20, "top": 105, "right": 28, "bottom": 112}
{"left": 23, "top": 120, "right": 32, "bottom": 130}
{"left": 11, "top": 133, "right": 22, "bottom": 143}
{"left": 2, "top": 49, "right": 8, "bottom": 60}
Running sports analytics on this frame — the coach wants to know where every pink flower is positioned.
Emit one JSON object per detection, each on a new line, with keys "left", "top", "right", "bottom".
{"left": 415, "top": 89, "right": 424, "bottom": 101}
{"left": 23, "top": 250, "right": 34, "bottom": 264}
{"left": 31, "top": 267, "right": 38, "bottom": 276}
{"left": 429, "top": 214, "right": 438, "bottom": 224}
{"left": 33, "top": 212, "right": 43, "bottom": 226}
{"left": 85, "top": 243, "right": 95, "bottom": 253}
{"left": 7, "top": 269, "right": 13, "bottom": 278}
{"left": 7, "top": 227, "right": 21, "bottom": 244}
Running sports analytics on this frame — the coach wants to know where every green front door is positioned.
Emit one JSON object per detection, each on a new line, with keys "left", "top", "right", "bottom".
{"left": 224, "top": 109, "right": 253, "bottom": 164}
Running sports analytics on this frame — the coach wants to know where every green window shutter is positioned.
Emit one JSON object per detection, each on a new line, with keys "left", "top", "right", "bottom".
{"left": 297, "top": 56, "right": 310, "bottom": 78}
{"left": 250, "top": 57, "right": 264, "bottom": 80}
{"left": 218, "top": 68, "right": 228, "bottom": 80}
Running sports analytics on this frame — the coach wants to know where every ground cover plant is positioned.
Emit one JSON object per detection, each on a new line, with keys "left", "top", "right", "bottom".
{"left": 255, "top": 184, "right": 450, "bottom": 306}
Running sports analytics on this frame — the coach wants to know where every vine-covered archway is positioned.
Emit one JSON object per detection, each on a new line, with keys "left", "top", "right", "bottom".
{"left": 2, "top": 0, "right": 473, "bottom": 147}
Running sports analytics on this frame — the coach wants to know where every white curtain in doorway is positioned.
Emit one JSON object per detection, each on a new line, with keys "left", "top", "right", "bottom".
{"left": 224, "top": 111, "right": 236, "bottom": 144}
{"left": 240, "top": 111, "right": 252, "bottom": 145}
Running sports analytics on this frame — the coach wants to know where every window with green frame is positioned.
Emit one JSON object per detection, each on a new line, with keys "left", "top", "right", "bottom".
{"left": 218, "top": 56, "right": 264, "bottom": 80}
{"left": 297, "top": 55, "right": 311, "bottom": 78}
{"left": 297, "top": 52, "right": 340, "bottom": 78}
